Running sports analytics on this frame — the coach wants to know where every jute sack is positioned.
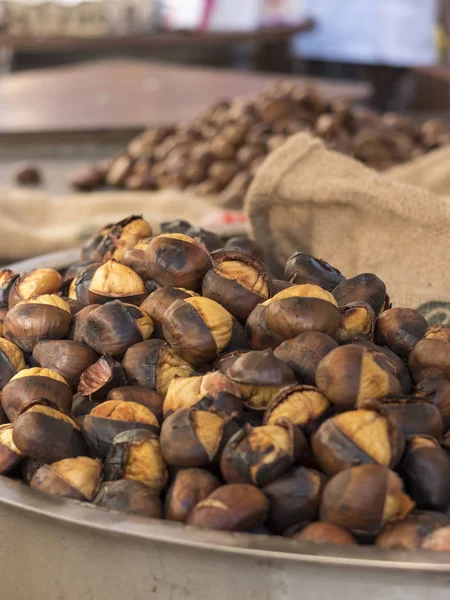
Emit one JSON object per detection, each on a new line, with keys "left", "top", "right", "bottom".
{"left": 386, "top": 145, "right": 450, "bottom": 198}
{"left": 245, "top": 132, "right": 450, "bottom": 322}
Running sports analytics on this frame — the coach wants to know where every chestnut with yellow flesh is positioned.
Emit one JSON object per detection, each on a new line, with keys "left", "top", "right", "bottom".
{"left": 424, "top": 326, "right": 450, "bottom": 343}
{"left": 82, "top": 400, "right": 159, "bottom": 459}
{"left": 335, "top": 302, "right": 375, "bottom": 344}
{"left": 145, "top": 233, "right": 211, "bottom": 291}
{"left": 0, "top": 337, "right": 25, "bottom": 390}
{"left": 0, "top": 423, "right": 23, "bottom": 473}
{"left": 320, "top": 465, "right": 414, "bottom": 536}
{"left": 104, "top": 429, "right": 168, "bottom": 494}
{"left": 2, "top": 367, "right": 72, "bottom": 421}
{"left": 8, "top": 268, "right": 61, "bottom": 308}
{"left": 332, "top": 273, "right": 388, "bottom": 316}
{"left": 94, "top": 480, "right": 162, "bottom": 519}
{"left": 140, "top": 287, "right": 196, "bottom": 337}
{"left": 112, "top": 218, "right": 152, "bottom": 261}
{"left": 312, "top": 408, "right": 404, "bottom": 476}
{"left": 107, "top": 386, "right": 164, "bottom": 423}
{"left": 3, "top": 295, "right": 72, "bottom": 353}
{"left": 13, "top": 404, "right": 87, "bottom": 463}
{"left": 221, "top": 422, "right": 308, "bottom": 486}
{"left": 31, "top": 457, "right": 102, "bottom": 501}
{"left": 0, "top": 270, "right": 18, "bottom": 307}
{"left": 162, "top": 296, "right": 234, "bottom": 365}
{"left": 68, "top": 263, "right": 102, "bottom": 305}
{"left": 88, "top": 260, "right": 147, "bottom": 305}
{"left": 264, "top": 385, "right": 330, "bottom": 435}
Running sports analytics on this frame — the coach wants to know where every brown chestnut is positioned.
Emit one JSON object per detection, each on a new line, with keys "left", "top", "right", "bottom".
{"left": 408, "top": 339, "right": 450, "bottom": 382}
{"left": 187, "top": 484, "right": 269, "bottom": 532}
{"left": 162, "top": 296, "right": 234, "bottom": 365}
{"left": 8, "top": 268, "right": 61, "bottom": 309}
{"left": 221, "top": 421, "right": 308, "bottom": 486}
{"left": 424, "top": 326, "right": 450, "bottom": 343}
{"left": 284, "top": 252, "right": 344, "bottom": 292}
{"left": 312, "top": 406, "right": 404, "bottom": 476}
{"left": 31, "top": 456, "right": 102, "bottom": 501}
{"left": 87, "top": 260, "right": 148, "bottom": 305}
{"left": 375, "top": 308, "right": 428, "bottom": 357}
{"left": 375, "top": 397, "right": 444, "bottom": 440}
{"left": 82, "top": 400, "right": 159, "bottom": 458}
{"left": 245, "top": 303, "right": 284, "bottom": 351}
{"left": 335, "top": 302, "right": 375, "bottom": 344}
{"left": 202, "top": 250, "right": 271, "bottom": 322}
{"left": 83, "top": 301, "right": 153, "bottom": 357}
{"left": 121, "top": 238, "right": 153, "bottom": 281}
{"left": 160, "top": 407, "right": 237, "bottom": 467}
{"left": 262, "top": 466, "right": 327, "bottom": 534}
{"left": 4, "top": 295, "right": 72, "bottom": 353}
{"left": 332, "top": 273, "right": 388, "bottom": 316}
{"left": 291, "top": 521, "right": 356, "bottom": 545}
{"left": 315, "top": 345, "right": 402, "bottom": 410}
{"left": 416, "top": 373, "right": 450, "bottom": 429}
{"left": 0, "top": 423, "right": 23, "bottom": 473}
{"left": 398, "top": 436, "right": 450, "bottom": 512}
{"left": 140, "top": 287, "right": 197, "bottom": 338}
{"left": 163, "top": 372, "right": 242, "bottom": 418}
{"left": 227, "top": 349, "right": 296, "bottom": 411}
{"left": 21, "top": 456, "right": 43, "bottom": 484}
{"left": 0, "top": 270, "right": 18, "bottom": 308}
{"left": 32, "top": 340, "right": 98, "bottom": 391}
{"left": 376, "top": 511, "right": 450, "bottom": 550}
{"left": 94, "top": 480, "right": 162, "bottom": 518}
{"left": 13, "top": 403, "right": 87, "bottom": 463}
{"left": 145, "top": 233, "right": 211, "bottom": 291}
{"left": 70, "top": 304, "right": 100, "bottom": 343}
{"left": 320, "top": 465, "right": 414, "bottom": 536}
{"left": 122, "top": 339, "right": 195, "bottom": 397}
{"left": 107, "top": 387, "right": 164, "bottom": 423}
{"left": 2, "top": 367, "right": 72, "bottom": 421}
{"left": 264, "top": 385, "right": 331, "bottom": 435}
{"left": 68, "top": 263, "right": 102, "bottom": 305}
{"left": 274, "top": 332, "right": 338, "bottom": 384}
{"left": 165, "top": 468, "right": 221, "bottom": 522}
{"left": 104, "top": 429, "right": 168, "bottom": 494}
{"left": 77, "top": 355, "right": 127, "bottom": 402}
{"left": 0, "top": 337, "right": 26, "bottom": 390}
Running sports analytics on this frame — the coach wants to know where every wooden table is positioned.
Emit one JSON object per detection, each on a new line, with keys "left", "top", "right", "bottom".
{"left": 0, "top": 59, "right": 370, "bottom": 136}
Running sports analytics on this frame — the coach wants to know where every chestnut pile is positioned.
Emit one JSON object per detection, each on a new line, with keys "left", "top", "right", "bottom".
{"left": 70, "top": 83, "right": 450, "bottom": 209}
{"left": 2, "top": 214, "right": 450, "bottom": 553}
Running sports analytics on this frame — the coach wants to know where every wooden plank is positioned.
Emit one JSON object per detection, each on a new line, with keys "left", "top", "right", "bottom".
{"left": 0, "top": 59, "right": 370, "bottom": 135}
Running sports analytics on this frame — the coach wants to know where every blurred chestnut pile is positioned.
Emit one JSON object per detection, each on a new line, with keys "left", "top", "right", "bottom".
{"left": 2, "top": 214, "right": 450, "bottom": 553}
{"left": 70, "top": 83, "right": 450, "bottom": 209}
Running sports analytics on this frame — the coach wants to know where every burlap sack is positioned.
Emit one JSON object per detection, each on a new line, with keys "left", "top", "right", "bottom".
{"left": 0, "top": 187, "right": 242, "bottom": 262}
{"left": 386, "top": 145, "right": 450, "bottom": 198}
{"left": 245, "top": 132, "right": 450, "bottom": 322}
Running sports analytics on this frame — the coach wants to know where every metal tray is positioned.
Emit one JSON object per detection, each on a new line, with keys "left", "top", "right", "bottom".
{"left": 1, "top": 250, "right": 450, "bottom": 600}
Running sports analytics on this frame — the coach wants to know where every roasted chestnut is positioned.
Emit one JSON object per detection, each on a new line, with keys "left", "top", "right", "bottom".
{"left": 146, "top": 233, "right": 211, "bottom": 291}
{"left": 185, "top": 227, "right": 222, "bottom": 252}
{"left": 163, "top": 372, "right": 242, "bottom": 418}
{"left": 0, "top": 423, "right": 23, "bottom": 473}
{"left": 187, "top": 484, "right": 269, "bottom": 531}
{"left": 320, "top": 465, "right": 414, "bottom": 536}
{"left": 121, "top": 238, "right": 153, "bottom": 281}
{"left": 107, "top": 386, "right": 164, "bottom": 423}
{"left": 140, "top": 287, "right": 197, "bottom": 338}
{"left": 21, "top": 456, "right": 43, "bottom": 484}
{"left": 422, "top": 526, "right": 450, "bottom": 551}
{"left": 398, "top": 436, "right": 450, "bottom": 512}
{"left": 31, "top": 456, "right": 102, "bottom": 501}
{"left": 94, "top": 480, "right": 162, "bottom": 518}
{"left": 77, "top": 355, "right": 127, "bottom": 402}
{"left": 332, "top": 273, "right": 388, "bottom": 316}
{"left": 104, "top": 429, "right": 167, "bottom": 494}
{"left": 415, "top": 373, "right": 450, "bottom": 429}
{"left": 291, "top": 521, "right": 356, "bottom": 545}
{"left": 227, "top": 349, "right": 296, "bottom": 411}
{"left": 274, "top": 332, "right": 338, "bottom": 384}
{"left": 82, "top": 400, "right": 159, "bottom": 458}
{"left": 8, "top": 268, "right": 61, "bottom": 309}
{"left": 165, "top": 468, "right": 221, "bottom": 522}
{"left": 264, "top": 385, "right": 331, "bottom": 435}
{"left": 83, "top": 301, "right": 153, "bottom": 357}
{"left": 0, "top": 270, "right": 18, "bottom": 308}
{"left": 202, "top": 250, "right": 271, "bottom": 322}
{"left": 375, "top": 308, "right": 428, "bottom": 357}
{"left": 122, "top": 339, "right": 195, "bottom": 397}
{"left": 13, "top": 403, "right": 87, "bottom": 463}
{"left": 375, "top": 397, "right": 443, "bottom": 440}
{"left": 68, "top": 263, "right": 102, "bottom": 305}
{"left": 375, "top": 511, "right": 450, "bottom": 550}
{"left": 245, "top": 303, "right": 284, "bottom": 351}
{"left": 315, "top": 345, "right": 402, "bottom": 410}
{"left": 221, "top": 421, "right": 308, "bottom": 486}
{"left": 4, "top": 295, "right": 72, "bottom": 353}
{"left": 0, "top": 337, "right": 25, "bottom": 390}
{"left": 70, "top": 304, "right": 100, "bottom": 343}
{"left": 424, "top": 325, "right": 450, "bottom": 343}
{"left": 2, "top": 367, "right": 72, "bottom": 421}
{"left": 408, "top": 339, "right": 450, "bottom": 382}
{"left": 284, "top": 252, "right": 344, "bottom": 291}
{"left": 224, "top": 237, "right": 264, "bottom": 262}
{"left": 335, "top": 302, "right": 375, "bottom": 344}
{"left": 32, "top": 340, "right": 98, "bottom": 391}
{"left": 87, "top": 260, "right": 148, "bottom": 305}
{"left": 162, "top": 296, "right": 234, "bottom": 365}
{"left": 312, "top": 406, "right": 404, "bottom": 476}
{"left": 160, "top": 407, "right": 237, "bottom": 467}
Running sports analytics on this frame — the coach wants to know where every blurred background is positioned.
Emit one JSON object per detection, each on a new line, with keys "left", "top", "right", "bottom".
{"left": 0, "top": 0, "right": 449, "bottom": 262}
